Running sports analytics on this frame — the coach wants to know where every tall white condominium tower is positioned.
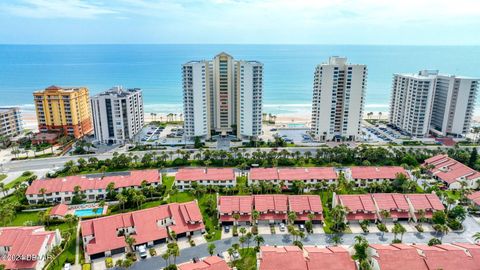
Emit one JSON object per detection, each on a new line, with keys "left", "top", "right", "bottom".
{"left": 389, "top": 70, "right": 478, "bottom": 138}
{"left": 183, "top": 52, "right": 263, "bottom": 140}
{"left": 311, "top": 56, "right": 367, "bottom": 142}
{"left": 91, "top": 87, "right": 144, "bottom": 144}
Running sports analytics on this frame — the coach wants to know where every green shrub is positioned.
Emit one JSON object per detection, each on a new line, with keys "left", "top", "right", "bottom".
{"left": 415, "top": 224, "right": 424, "bottom": 232}
{"left": 447, "top": 219, "right": 462, "bottom": 230}
{"left": 82, "top": 263, "right": 91, "bottom": 270}
{"left": 232, "top": 225, "right": 238, "bottom": 237}
{"left": 377, "top": 223, "right": 388, "bottom": 232}
{"left": 105, "top": 257, "right": 113, "bottom": 268}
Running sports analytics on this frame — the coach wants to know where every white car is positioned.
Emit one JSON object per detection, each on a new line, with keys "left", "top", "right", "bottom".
{"left": 138, "top": 245, "right": 147, "bottom": 259}
{"left": 63, "top": 263, "right": 71, "bottom": 270}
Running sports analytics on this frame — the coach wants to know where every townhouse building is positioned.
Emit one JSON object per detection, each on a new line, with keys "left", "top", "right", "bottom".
{"left": 0, "top": 226, "right": 62, "bottom": 270}
{"left": 26, "top": 170, "right": 161, "bottom": 204}
{"left": 81, "top": 201, "right": 204, "bottom": 261}
{"left": 423, "top": 154, "right": 480, "bottom": 189}
{"left": 175, "top": 168, "right": 236, "bottom": 191}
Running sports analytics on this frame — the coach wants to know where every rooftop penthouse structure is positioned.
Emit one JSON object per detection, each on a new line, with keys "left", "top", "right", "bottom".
{"left": 26, "top": 169, "right": 161, "bottom": 204}
{"left": 81, "top": 201, "right": 204, "bottom": 261}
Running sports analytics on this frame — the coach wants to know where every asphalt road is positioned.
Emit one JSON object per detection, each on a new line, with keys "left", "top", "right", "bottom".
{"left": 3, "top": 145, "right": 480, "bottom": 173}
{"left": 127, "top": 216, "right": 479, "bottom": 270}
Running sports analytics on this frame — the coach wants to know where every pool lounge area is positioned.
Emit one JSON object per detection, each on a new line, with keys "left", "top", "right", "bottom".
{"left": 49, "top": 203, "right": 108, "bottom": 219}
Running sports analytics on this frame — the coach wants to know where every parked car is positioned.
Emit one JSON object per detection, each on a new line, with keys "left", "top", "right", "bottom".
{"left": 232, "top": 251, "right": 241, "bottom": 260}
{"left": 63, "top": 263, "right": 71, "bottom": 270}
{"left": 138, "top": 245, "right": 147, "bottom": 259}
{"left": 224, "top": 225, "right": 230, "bottom": 233}
{"left": 298, "top": 224, "right": 305, "bottom": 232}
{"left": 279, "top": 223, "right": 286, "bottom": 232}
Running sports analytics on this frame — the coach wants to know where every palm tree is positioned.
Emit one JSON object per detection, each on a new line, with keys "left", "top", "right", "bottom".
{"left": 116, "top": 193, "right": 127, "bottom": 210}
{"left": 252, "top": 210, "right": 260, "bottom": 226}
{"left": 208, "top": 243, "right": 216, "bottom": 256}
{"left": 473, "top": 232, "right": 480, "bottom": 243}
{"left": 392, "top": 223, "right": 407, "bottom": 242}
{"left": 254, "top": 235, "right": 264, "bottom": 248}
{"left": 125, "top": 235, "right": 136, "bottom": 252}
{"left": 39, "top": 188, "right": 47, "bottom": 202}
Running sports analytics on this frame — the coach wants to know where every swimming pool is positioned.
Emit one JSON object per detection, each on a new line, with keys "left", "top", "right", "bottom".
{"left": 287, "top": 123, "right": 306, "bottom": 128}
{"left": 74, "top": 207, "right": 104, "bottom": 217}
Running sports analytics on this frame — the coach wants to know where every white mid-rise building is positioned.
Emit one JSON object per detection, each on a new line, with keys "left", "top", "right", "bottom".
{"left": 389, "top": 70, "right": 478, "bottom": 138}
{"left": 430, "top": 74, "right": 478, "bottom": 137}
{"left": 183, "top": 52, "right": 263, "bottom": 140}
{"left": 91, "top": 86, "right": 144, "bottom": 144}
{"left": 311, "top": 56, "right": 367, "bottom": 141}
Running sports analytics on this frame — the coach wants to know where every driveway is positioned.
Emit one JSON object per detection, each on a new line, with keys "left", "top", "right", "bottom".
{"left": 367, "top": 224, "right": 380, "bottom": 233}
{"left": 312, "top": 224, "right": 325, "bottom": 234}
{"left": 257, "top": 224, "right": 271, "bottom": 235}
{"left": 399, "top": 221, "right": 417, "bottom": 233}
{"left": 349, "top": 223, "right": 364, "bottom": 233}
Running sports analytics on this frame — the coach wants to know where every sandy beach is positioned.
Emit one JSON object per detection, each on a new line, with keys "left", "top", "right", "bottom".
{"left": 20, "top": 109, "right": 480, "bottom": 132}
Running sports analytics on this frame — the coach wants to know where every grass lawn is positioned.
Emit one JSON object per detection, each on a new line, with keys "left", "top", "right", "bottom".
{"left": 231, "top": 248, "right": 256, "bottom": 270}
{"left": 48, "top": 233, "right": 77, "bottom": 270}
{"left": 6, "top": 211, "right": 39, "bottom": 226}
{"left": 198, "top": 193, "right": 221, "bottom": 241}
{"left": 5, "top": 174, "right": 32, "bottom": 189}
{"left": 0, "top": 174, "right": 6, "bottom": 182}
{"left": 141, "top": 200, "right": 165, "bottom": 209}
{"left": 163, "top": 175, "right": 175, "bottom": 192}
{"left": 168, "top": 192, "right": 195, "bottom": 203}
{"left": 445, "top": 190, "right": 461, "bottom": 201}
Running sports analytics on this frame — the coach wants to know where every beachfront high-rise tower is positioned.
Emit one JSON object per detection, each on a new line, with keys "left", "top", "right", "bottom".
{"left": 389, "top": 70, "right": 478, "bottom": 138}
{"left": 33, "top": 85, "right": 93, "bottom": 139}
{"left": 310, "top": 56, "right": 367, "bottom": 142}
{"left": 183, "top": 52, "right": 263, "bottom": 140}
{"left": 91, "top": 86, "right": 144, "bottom": 144}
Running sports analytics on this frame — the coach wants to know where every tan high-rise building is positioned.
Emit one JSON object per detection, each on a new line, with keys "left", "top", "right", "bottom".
{"left": 0, "top": 107, "right": 23, "bottom": 138}
{"left": 33, "top": 85, "right": 93, "bottom": 139}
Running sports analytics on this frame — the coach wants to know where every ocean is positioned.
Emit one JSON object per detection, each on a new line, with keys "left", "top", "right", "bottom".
{"left": 0, "top": 44, "right": 479, "bottom": 116}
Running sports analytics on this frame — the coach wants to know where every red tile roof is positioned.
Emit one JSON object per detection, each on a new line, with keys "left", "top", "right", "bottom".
{"left": 218, "top": 196, "right": 253, "bottom": 214}
{"left": 338, "top": 194, "right": 376, "bottom": 213}
{"left": 424, "top": 154, "right": 480, "bottom": 184}
{"left": 468, "top": 191, "right": 480, "bottom": 206}
{"left": 254, "top": 195, "right": 288, "bottom": 213}
{"left": 50, "top": 204, "right": 69, "bottom": 217}
{"left": 304, "top": 246, "right": 357, "bottom": 270}
{"left": 0, "top": 226, "right": 58, "bottom": 269}
{"left": 370, "top": 244, "right": 428, "bottom": 270}
{"left": 372, "top": 193, "right": 409, "bottom": 211}
{"left": 81, "top": 202, "right": 204, "bottom": 255}
{"left": 259, "top": 246, "right": 307, "bottom": 270}
{"left": 288, "top": 195, "right": 323, "bottom": 221}
{"left": 350, "top": 166, "right": 408, "bottom": 180}
{"left": 250, "top": 167, "right": 337, "bottom": 181}
{"left": 218, "top": 195, "right": 324, "bottom": 222}
{"left": 413, "top": 244, "right": 478, "bottom": 270}
{"left": 176, "top": 168, "right": 235, "bottom": 181}
{"left": 26, "top": 169, "right": 160, "bottom": 195}
{"left": 406, "top": 194, "right": 445, "bottom": 212}
{"left": 178, "top": 256, "right": 231, "bottom": 270}
{"left": 259, "top": 246, "right": 355, "bottom": 270}
{"left": 250, "top": 168, "right": 278, "bottom": 180}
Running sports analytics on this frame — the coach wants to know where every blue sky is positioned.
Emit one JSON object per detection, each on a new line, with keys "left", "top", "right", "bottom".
{"left": 0, "top": 0, "right": 479, "bottom": 45}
